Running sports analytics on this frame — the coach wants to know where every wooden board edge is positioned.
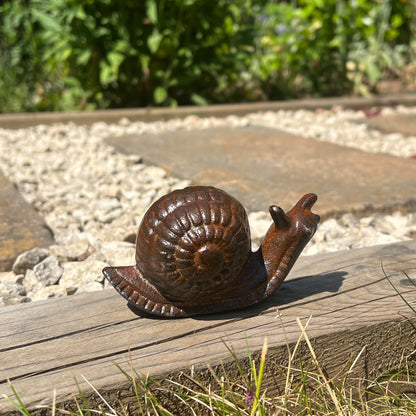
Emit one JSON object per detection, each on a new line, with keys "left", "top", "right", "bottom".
{"left": 2, "top": 316, "right": 415, "bottom": 416}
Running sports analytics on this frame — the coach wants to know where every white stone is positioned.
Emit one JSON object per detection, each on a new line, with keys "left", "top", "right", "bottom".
{"left": 100, "top": 241, "right": 136, "bottom": 266}
{"left": 0, "top": 280, "right": 26, "bottom": 297}
{"left": 12, "top": 247, "right": 50, "bottom": 274}
{"left": 32, "top": 256, "right": 63, "bottom": 286}
{"left": 27, "top": 285, "right": 67, "bottom": 302}
{"left": 76, "top": 280, "right": 104, "bottom": 294}
{"left": 60, "top": 259, "right": 109, "bottom": 290}
{"left": 0, "top": 271, "right": 18, "bottom": 284}
{"left": 96, "top": 207, "right": 124, "bottom": 224}
{"left": 49, "top": 235, "right": 91, "bottom": 262}
{"left": 23, "top": 269, "right": 42, "bottom": 293}
{"left": 248, "top": 211, "right": 271, "bottom": 250}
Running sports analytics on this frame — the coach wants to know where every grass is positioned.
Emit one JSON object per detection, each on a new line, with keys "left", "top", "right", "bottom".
{"left": 3, "top": 271, "right": 416, "bottom": 416}
{"left": 383, "top": 262, "right": 416, "bottom": 315}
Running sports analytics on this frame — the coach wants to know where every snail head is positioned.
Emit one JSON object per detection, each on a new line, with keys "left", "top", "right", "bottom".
{"left": 269, "top": 193, "right": 319, "bottom": 239}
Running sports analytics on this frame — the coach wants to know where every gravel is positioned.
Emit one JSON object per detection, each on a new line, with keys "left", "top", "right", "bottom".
{"left": 0, "top": 105, "right": 415, "bottom": 306}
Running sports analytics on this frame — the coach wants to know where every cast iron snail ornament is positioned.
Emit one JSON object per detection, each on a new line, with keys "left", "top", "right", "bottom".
{"left": 103, "top": 186, "right": 319, "bottom": 318}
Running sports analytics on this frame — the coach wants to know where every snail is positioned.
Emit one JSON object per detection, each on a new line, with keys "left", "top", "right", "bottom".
{"left": 103, "top": 186, "right": 319, "bottom": 318}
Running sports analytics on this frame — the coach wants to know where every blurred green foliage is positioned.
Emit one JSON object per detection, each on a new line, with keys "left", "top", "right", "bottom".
{"left": 0, "top": 0, "right": 415, "bottom": 112}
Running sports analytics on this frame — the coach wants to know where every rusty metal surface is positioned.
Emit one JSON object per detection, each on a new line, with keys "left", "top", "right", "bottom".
{"left": 103, "top": 186, "right": 319, "bottom": 317}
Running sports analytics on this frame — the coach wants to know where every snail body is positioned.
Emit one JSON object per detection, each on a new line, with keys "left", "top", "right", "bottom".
{"left": 103, "top": 186, "right": 319, "bottom": 317}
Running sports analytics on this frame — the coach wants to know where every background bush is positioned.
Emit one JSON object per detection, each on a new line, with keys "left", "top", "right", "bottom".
{"left": 0, "top": 0, "right": 415, "bottom": 113}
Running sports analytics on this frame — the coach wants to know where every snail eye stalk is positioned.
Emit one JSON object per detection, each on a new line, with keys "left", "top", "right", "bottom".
{"left": 269, "top": 205, "right": 290, "bottom": 229}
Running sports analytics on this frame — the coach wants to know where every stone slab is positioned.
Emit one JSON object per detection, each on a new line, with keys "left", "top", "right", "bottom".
{"left": 366, "top": 113, "right": 416, "bottom": 137}
{"left": 0, "top": 172, "right": 54, "bottom": 271}
{"left": 106, "top": 125, "right": 416, "bottom": 217}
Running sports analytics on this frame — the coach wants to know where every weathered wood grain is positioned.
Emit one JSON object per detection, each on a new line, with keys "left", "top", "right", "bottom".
{"left": 0, "top": 240, "right": 415, "bottom": 414}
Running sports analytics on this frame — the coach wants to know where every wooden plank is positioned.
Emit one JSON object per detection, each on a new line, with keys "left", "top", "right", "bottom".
{"left": 0, "top": 240, "right": 415, "bottom": 414}
{"left": 2, "top": 94, "right": 416, "bottom": 129}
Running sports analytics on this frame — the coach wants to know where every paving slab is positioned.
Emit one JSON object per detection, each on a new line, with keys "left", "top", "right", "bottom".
{"left": 0, "top": 172, "right": 54, "bottom": 271}
{"left": 366, "top": 113, "right": 416, "bottom": 137}
{"left": 106, "top": 125, "right": 416, "bottom": 217}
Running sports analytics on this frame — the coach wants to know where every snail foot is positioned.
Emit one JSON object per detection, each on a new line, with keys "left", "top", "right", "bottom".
{"left": 103, "top": 266, "right": 186, "bottom": 317}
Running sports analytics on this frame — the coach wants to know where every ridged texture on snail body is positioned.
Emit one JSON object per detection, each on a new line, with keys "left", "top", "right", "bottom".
{"left": 103, "top": 186, "right": 320, "bottom": 318}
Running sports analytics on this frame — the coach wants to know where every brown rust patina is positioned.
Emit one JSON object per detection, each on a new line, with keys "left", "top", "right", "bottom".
{"left": 103, "top": 186, "right": 319, "bottom": 317}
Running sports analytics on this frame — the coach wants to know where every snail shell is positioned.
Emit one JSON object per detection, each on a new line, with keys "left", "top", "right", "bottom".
{"left": 103, "top": 185, "right": 319, "bottom": 317}
{"left": 135, "top": 186, "right": 250, "bottom": 303}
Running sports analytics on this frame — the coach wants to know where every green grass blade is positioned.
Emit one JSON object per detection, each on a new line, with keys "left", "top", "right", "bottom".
{"left": 250, "top": 338, "right": 267, "bottom": 416}
{"left": 4, "top": 380, "right": 31, "bottom": 416}
{"left": 382, "top": 261, "right": 416, "bottom": 314}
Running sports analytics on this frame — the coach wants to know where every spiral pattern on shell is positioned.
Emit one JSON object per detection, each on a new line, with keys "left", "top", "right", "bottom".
{"left": 135, "top": 186, "right": 251, "bottom": 304}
